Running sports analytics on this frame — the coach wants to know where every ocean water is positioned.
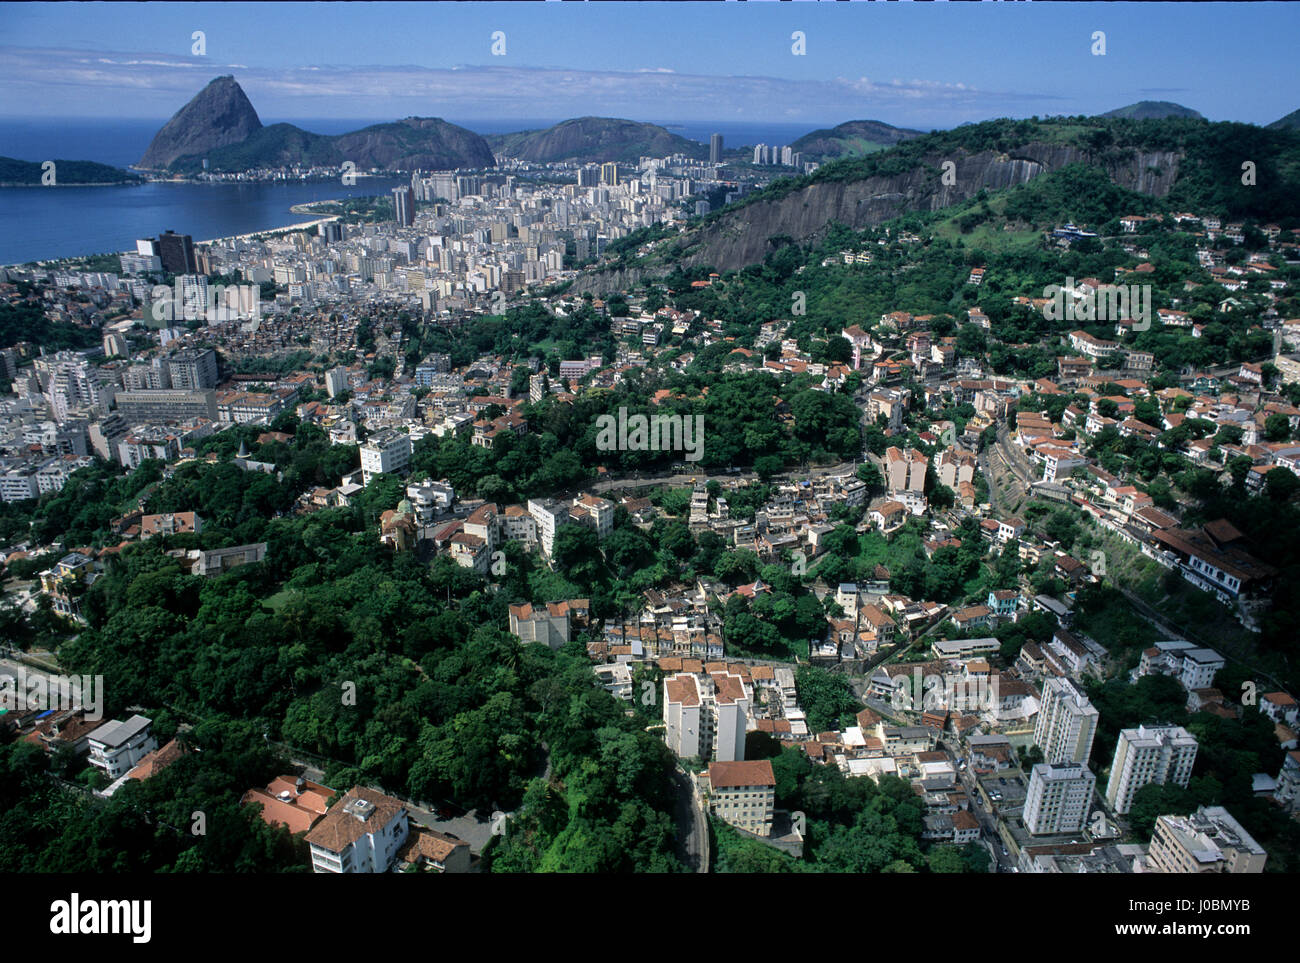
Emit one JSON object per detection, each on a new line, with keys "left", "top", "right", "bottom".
{"left": 0, "top": 116, "right": 835, "bottom": 264}
{"left": 0, "top": 177, "right": 409, "bottom": 265}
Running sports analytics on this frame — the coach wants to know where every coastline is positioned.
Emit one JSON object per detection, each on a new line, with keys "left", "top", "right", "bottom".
{"left": 196, "top": 212, "right": 341, "bottom": 245}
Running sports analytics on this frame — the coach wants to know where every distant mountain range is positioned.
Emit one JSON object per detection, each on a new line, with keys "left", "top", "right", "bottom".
{"left": 13, "top": 76, "right": 1299, "bottom": 186}
{"left": 138, "top": 76, "right": 495, "bottom": 173}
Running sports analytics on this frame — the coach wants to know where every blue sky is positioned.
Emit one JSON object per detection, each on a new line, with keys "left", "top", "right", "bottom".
{"left": 1, "top": 2, "right": 1297, "bottom": 128}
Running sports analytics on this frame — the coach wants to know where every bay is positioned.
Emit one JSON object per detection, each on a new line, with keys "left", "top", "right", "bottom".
{"left": 0, "top": 176, "right": 409, "bottom": 266}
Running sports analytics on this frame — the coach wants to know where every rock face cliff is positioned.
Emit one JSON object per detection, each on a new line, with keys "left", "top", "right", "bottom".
{"left": 569, "top": 142, "right": 1182, "bottom": 292}
{"left": 138, "top": 76, "right": 263, "bottom": 170}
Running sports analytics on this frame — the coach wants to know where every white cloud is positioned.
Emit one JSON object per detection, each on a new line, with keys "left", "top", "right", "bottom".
{"left": 0, "top": 45, "right": 1066, "bottom": 125}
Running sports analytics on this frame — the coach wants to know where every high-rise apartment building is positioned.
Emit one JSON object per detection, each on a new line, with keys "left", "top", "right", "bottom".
{"left": 392, "top": 186, "right": 415, "bottom": 228}
{"left": 1105, "top": 724, "right": 1198, "bottom": 814}
{"left": 600, "top": 162, "right": 618, "bottom": 186}
{"left": 155, "top": 230, "right": 197, "bottom": 274}
{"left": 168, "top": 348, "right": 219, "bottom": 390}
{"left": 114, "top": 389, "right": 218, "bottom": 424}
{"left": 325, "top": 366, "right": 349, "bottom": 399}
{"left": 1033, "top": 677, "right": 1099, "bottom": 765}
{"left": 1023, "top": 762, "right": 1096, "bottom": 835}
{"left": 709, "top": 133, "right": 723, "bottom": 164}
{"left": 35, "top": 351, "right": 115, "bottom": 422}
{"left": 663, "top": 670, "right": 750, "bottom": 763}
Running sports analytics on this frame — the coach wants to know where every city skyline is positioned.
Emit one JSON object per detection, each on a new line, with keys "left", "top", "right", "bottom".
{"left": 1, "top": 2, "right": 1298, "bottom": 128}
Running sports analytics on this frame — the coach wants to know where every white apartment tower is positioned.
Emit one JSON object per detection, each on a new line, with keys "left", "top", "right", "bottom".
{"left": 663, "top": 671, "right": 749, "bottom": 763}
{"left": 1033, "top": 677, "right": 1099, "bottom": 765}
{"left": 1023, "top": 762, "right": 1096, "bottom": 835}
{"left": 325, "top": 366, "right": 349, "bottom": 399}
{"left": 1105, "top": 724, "right": 1198, "bottom": 815}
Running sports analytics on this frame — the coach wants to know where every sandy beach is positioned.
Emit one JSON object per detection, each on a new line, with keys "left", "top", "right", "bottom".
{"left": 196, "top": 211, "right": 341, "bottom": 246}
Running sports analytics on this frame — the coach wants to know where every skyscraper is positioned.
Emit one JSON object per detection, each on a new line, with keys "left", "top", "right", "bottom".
{"left": 392, "top": 186, "right": 415, "bottom": 228}
{"left": 155, "top": 230, "right": 197, "bottom": 274}
{"left": 600, "top": 162, "right": 618, "bottom": 186}
{"left": 1033, "top": 677, "right": 1099, "bottom": 765}
{"left": 709, "top": 133, "right": 723, "bottom": 164}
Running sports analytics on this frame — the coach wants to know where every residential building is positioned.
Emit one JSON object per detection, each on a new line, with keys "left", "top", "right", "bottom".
{"left": 139, "top": 511, "right": 202, "bottom": 538}
{"left": 86, "top": 715, "right": 158, "bottom": 780}
{"left": 360, "top": 428, "right": 412, "bottom": 485}
{"left": 1023, "top": 762, "right": 1096, "bottom": 835}
{"left": 1034, "top": 677, "right": 1099, "bottom": 765}
{"left": 663, "top": 670, "right": 749, "bottom": 763}
{"left": 508, "top": 602, "right": 571, "bottom": 649}
{"left": 397, "top": 829, "right": 472, "bottom": 873}
{"left": 1145, "top": 806, "right": 1266, "bottom": 873}
{"left": 114, "top": 388, "right": 218, "bottom": 424}
{"left": 704, "top": 759, "right": 775, "bottom": 837}
{"left": 155, "top": 230, "right": 196, "bottom": 274}
{"left": 528, "top": 497, "right": 570, "bottom": 557}
{"left": 167, "top": 348, "right": 219, "bottom": 390}
{"left": 242, "top": 775, "right": 334, "bottom": 835}
{"left": 325, "top": 366, "right": 349, "bottom": 398}
{"left": 38, "top": 551, "right": 98, "bottom": 620}
{"left": 1105, "top": 725, "right": 1198, "bottom": 815}
{"left": 1137, "top": 640, "right": 1225, "bottom": 692}
{"left": 306, "top": 786, "right": 410, "bottom": 874}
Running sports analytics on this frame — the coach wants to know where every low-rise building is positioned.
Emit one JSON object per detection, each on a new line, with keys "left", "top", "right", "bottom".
{"left": 86, "top": 714, "right": 157, "bottom": 781}
{"left": 306, "top": 786, "right": 409, "bottom": 874}
{"left": 704, "top": 759, "right": 775, "bottom": 837}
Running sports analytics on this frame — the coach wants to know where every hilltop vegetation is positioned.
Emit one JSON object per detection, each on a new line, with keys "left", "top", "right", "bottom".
{"left": 487, "top": 117, "right": 707, "bottom": 166}
{"left": 0, "top": 156, "right": 142, "bottom": 186}
{"left": 788, "top": 119, "right": 924, "bottom": 162}
{"left": 1099, "top": 101, "right": 1204, "bottom": 121}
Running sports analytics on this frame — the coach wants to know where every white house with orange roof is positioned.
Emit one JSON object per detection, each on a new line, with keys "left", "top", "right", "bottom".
{"left": 1261, "top": 692, "right": 1298, "bottom": 727}
{"left": 306, "top": 786, "right": 409, "bottom": 874}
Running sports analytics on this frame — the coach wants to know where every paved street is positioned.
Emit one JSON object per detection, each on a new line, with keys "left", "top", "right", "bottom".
{"left": 671, "top": 767, "right": 707, "bottom": 873}
{"left": 957, "top": 763, "right": 1015, "bottom": 873}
